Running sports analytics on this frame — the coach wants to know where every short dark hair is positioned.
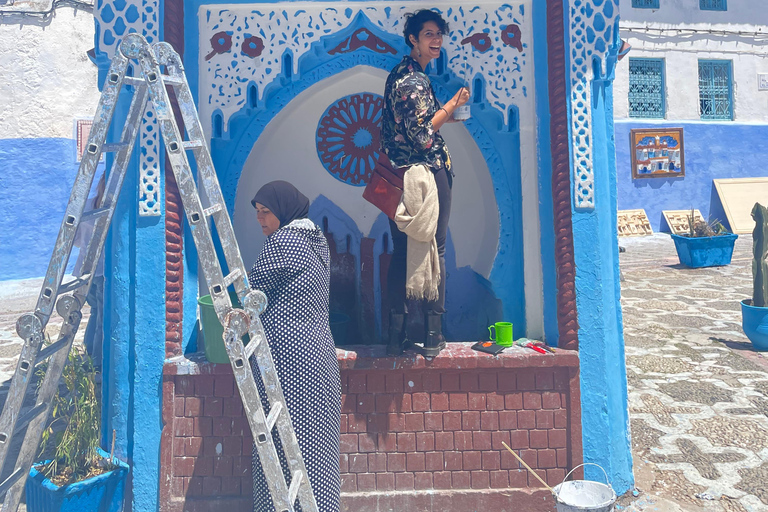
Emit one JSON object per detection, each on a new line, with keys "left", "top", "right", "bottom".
{"left": 403, "top": 9, "right": 449, "bottom": 49}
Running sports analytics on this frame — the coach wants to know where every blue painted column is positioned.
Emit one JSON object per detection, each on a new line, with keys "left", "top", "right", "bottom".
{"left": 101, "top": 74, "right": 166, "bottom": 510}
{"left": 572, "top": 57, "right": 634, "bottom": 491}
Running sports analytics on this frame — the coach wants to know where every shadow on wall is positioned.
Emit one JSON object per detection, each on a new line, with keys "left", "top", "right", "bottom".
{"left": 308, "top": 195, "right": 502, "bottom": 345}
{"left": 708, "top": 183, "right": 730, "bottom": 231}
{"left": 632, "top": 175, "right": 684, "bottom": 191}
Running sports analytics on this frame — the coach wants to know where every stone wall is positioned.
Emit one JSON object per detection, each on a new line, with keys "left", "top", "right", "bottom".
{"left": 160, "top": 343, "right": 581, "bottom": 512}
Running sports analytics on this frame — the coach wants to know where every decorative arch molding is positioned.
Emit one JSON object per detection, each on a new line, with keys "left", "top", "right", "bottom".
{"left": 210, "top": 12, "right": 528, "bottom": 334}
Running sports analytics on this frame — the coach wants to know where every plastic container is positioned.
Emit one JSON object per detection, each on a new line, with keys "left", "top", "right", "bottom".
{"left": 553, "top": 463, "right": 616, "bottom": 512}
{"left": 741, "top": 299, "right": 768, "bottom": 351}
{"left": 26, "top": 448, "right": 129, "bottom": 512}
{"left": 671, "top": 233, "right": 738, "bottom": 268}
{"left": 198, "top": 292, "right": 248, "bottom": 364}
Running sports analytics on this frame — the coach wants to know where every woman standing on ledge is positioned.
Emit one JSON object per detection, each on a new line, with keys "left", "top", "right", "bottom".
{"left": 249, "top": 181, "right": 341, "bottom": 512}
{"left": 381, "top": 8, "right": 470, "bottom": 357}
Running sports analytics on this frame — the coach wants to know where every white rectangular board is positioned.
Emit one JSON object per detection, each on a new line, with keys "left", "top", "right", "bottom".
{"left": 713, "top": 178, "right": 768, "bottom": 234}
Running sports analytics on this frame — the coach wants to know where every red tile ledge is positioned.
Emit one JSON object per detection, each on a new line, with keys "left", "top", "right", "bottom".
{"left": 164, "top": 343, "right": 578, "bottom": 375}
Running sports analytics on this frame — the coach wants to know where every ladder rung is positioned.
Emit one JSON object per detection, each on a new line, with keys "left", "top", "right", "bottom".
{"left": 13, "top": 404, "right": 47, "bottom": 436}
{"left": 58, "top": 276, "right": 90, "bottom": 295}
{"left": 265, "top": 402, "right": 282, "bottom": 432}
{"left": 123, "top": 76, "right": 144, "bottom": 87}
{"left": 243, "top": 337, "right": 260, "bottom": 360}
{"left": 203, "top": 203, "right": 223, "bottom": 217}
{"left": 102, "top": 142, "right": 129, "bottom": 153}
{"left": 161, "top": 75, "right": 184, "bottom": 86}
{"left": 81, "top": 206, "right": 111, "bottom": 222}
{"left": 223, "top": 269, "right": 242, "bottom": 287}
{"left": 0, "top": 467, "right": 25, "bottom": 495}
{"left": 183, "top": 140, "right": 205, "bottom": 150}
{"left": 287, "top": 470, "right": 304, "bottom": 505}
{"left": 35, "top": 337, "right": 69, "bottom": 364}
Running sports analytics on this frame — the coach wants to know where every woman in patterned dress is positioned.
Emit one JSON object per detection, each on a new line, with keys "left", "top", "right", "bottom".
{"left": 381, "top": 9, "right": 470, "bottom": 357}
{"left": 248, "top": 181, "right": 341, "bottom": 512}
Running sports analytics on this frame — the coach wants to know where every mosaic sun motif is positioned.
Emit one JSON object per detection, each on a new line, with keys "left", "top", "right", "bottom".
{"left": 316, "top": 93, "right": 383, "bottom": 186}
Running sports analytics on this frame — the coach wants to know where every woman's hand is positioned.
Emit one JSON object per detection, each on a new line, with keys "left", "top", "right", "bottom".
{"left": 433, "top": 87, "right": 471, "bottom": 128}
{"left": 450, "top": 87, "right": 471, "bottom": 109}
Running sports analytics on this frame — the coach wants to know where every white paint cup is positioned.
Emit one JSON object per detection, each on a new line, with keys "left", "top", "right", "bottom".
{"left": 453, "top": 105, "right": 471, "bottom": 121}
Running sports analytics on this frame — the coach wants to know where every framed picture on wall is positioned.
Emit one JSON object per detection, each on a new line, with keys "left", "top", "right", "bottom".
{"left": 630, "top": 127, "right": 685, "bottom": 179}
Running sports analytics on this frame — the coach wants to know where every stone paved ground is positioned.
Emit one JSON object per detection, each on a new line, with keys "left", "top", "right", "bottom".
{"left": 2, "top": 235, "right": 768, "bottom": 511}
{"left": 618, "top": 233, "right": 768, "bottom": 512}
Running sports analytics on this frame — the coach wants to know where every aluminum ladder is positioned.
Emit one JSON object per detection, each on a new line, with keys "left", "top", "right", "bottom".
{"left": 0, "top": 33, "right": 318, "bottom": 512}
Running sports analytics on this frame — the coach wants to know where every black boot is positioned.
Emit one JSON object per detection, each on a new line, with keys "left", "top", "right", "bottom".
{"left": 421, "top": 311, "right": 446, "bottom": 357}
{"left": 387, "top": 311, "right": 408, "bottom": 356}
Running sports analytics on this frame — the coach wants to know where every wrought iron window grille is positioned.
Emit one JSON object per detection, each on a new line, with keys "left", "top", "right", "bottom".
{"left": 698, "top": 60, "right": 733, "bottom": 120}
{"left": 700, "top": 0, "right": 727, "bottom": 11}
{"left": 632, "top": 0, "right": 660, "bottom": 8}
{"left": 628, "top": 58, "right": 665, "bottom": 119}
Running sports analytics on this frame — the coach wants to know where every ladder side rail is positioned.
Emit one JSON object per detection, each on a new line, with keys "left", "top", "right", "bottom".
{"left": 223, "top": 310, "right": 301, "bottom": 512}
{"left": 0, "top": 83, "right": 150, "bottom": 479}
{"left": 120, "top": 36, "right": 235, "bottom": 320}
{"left": 128, "top": 38, "right": 295, "bottom": 511}
{"left": 0, "top": 316, "right": 44, "bottom": 474}
{"left": 0, "top": 298, "right": 83, "bottom": 512}
{"left": 77, "top": 83, "right": 151, "bottom": 284}
{"left": 154, "top": 41, "right": 318, "bottom": 512}
{"left": 34, "top": 52, "right": 131, "bottom": 326}
{"left": 247, "top": 315, "right": 319, "bottom": 512}
{"left": 152, "top": 43, "right": 250, "bottom": 300}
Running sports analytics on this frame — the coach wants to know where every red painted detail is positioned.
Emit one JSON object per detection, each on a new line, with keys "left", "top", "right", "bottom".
{"left": 328, "top": 28, "right": 398, "bottom": 55}
{"left": 547, "top": 0, "right": 580, "bottom": 351}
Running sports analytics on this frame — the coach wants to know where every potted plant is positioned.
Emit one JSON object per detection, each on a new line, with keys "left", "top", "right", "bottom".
{"left": 25, "top": 348, "right": 129, "bottom": 512}
{"left": 670, "top": 208, "right": 738, "bottom": 268}
{"left": 741, "top": 202, "right": 768, "bottom": 352}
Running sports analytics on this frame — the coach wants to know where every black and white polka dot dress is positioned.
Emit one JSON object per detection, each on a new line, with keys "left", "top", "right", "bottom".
{"left": 248, "top": 219, "right": 341, "bottom": 512}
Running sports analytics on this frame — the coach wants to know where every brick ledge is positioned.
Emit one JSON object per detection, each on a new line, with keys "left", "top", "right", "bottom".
{"left": 164, "top": 343, "right": 578, "bottom": 375}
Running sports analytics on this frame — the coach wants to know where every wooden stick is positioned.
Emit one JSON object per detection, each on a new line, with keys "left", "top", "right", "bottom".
{"left": 501, "top": 441, "right": 555, "bottom": 493}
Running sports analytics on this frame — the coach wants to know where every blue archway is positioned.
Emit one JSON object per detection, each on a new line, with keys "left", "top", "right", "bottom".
{"left": 208, "top": 12, "right": 527, "bottom": 335}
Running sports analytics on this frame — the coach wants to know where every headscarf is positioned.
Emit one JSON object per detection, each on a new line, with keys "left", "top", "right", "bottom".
{"left": 251, "top": 180, "right": 310, "bottom": 227}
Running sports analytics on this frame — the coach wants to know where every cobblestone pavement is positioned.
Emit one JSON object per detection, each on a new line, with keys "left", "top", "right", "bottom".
{"left": 618, "top": 234, "right": 768, "bottom": 512}
{"left": 2, "top": 235, "right": 768, "bottom": 512}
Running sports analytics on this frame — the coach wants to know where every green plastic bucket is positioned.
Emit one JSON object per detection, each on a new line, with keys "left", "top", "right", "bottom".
{"left": 198, "top": 292, "right": 248, "bottom": 364}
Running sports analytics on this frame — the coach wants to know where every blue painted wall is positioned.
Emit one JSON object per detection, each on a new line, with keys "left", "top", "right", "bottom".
{"left": 616, "top": 120, "right": 768, "bottom": 232}
{"left": 572, "top": 66, "right": 634, "bottom": 492}
{"left": 0, "top": 138, "right": 104, "bottom": 280}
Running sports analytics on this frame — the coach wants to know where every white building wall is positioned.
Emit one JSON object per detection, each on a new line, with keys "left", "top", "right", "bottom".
{"left": 0, "top": 4, "right": 100, "bottom": 138}
{"left": 615, "top": 0, "right": 768, "bottom": 121}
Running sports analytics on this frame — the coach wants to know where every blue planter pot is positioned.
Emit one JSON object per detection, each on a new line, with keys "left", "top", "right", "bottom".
{"left": 741, "top": 299, "right": 768, "bottom": 352}
{"left": 26, "top": 448, "right": 129, "bottom": 512}
{"left": 671, "top": 233, "right": 738, "bottom": 268}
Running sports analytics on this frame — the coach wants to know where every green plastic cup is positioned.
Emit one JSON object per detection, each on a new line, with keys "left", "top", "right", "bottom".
{"left": 488, "top": 322, "right": 513, "bottom": 346}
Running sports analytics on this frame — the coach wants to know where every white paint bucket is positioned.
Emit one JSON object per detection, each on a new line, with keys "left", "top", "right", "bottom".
{"left": 552, "top": 463, "right": 616, "bottom": 512}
